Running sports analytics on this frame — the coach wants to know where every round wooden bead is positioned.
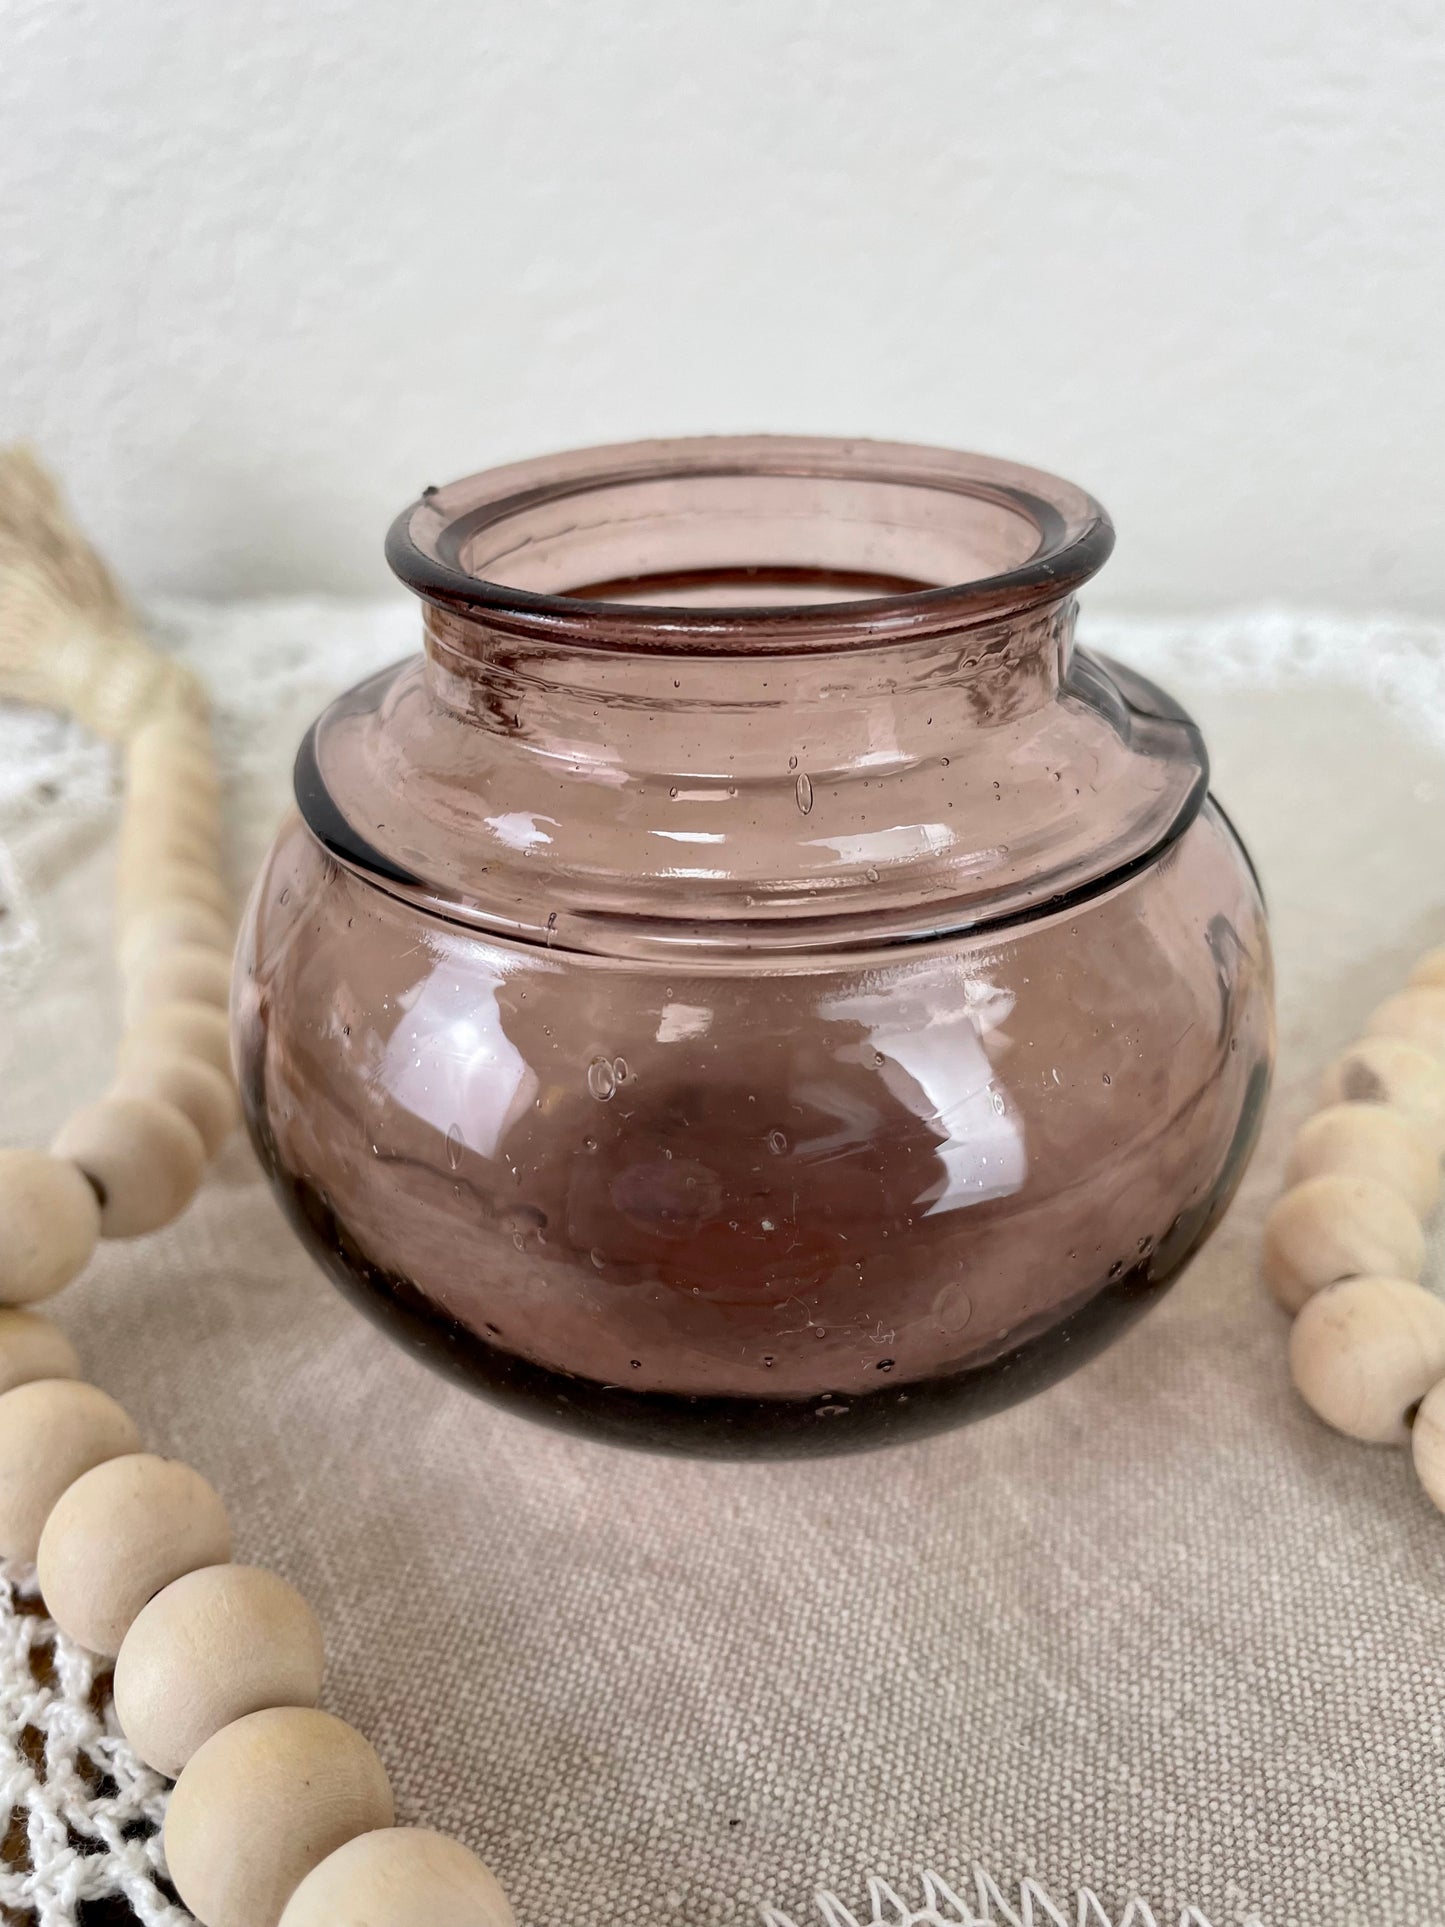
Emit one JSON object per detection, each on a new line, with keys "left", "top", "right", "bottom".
{"left": 121, "top": 778, "right": 219, "bottom": 837}
{"left": 1365, "top": 986, "right": 1445, "bottom": 1061}
{"left": 0, "top": 1309, "right": 80, "bottom": 1395}
{"left": 1285, "top": 1103, "right": 1440, "bottom": 1218}
{"left": 123, "top": 777, "right": 218, "bottom": 827}
{"left": 279, "top": 1828, "right": 515, "bottom": 1927}
{"left": 114, "top": 1564, "right": 325, "bottom": 1778}
{"left": 127, "top": 719, "right": 220, "bottom": 798}
{"left": 128, "top": 727, "right": 220, "bottom": 780}
{"left": 1318, "top": 1036, "right": 1445, "bottom": 1158}
{"left": 165, "top": 1708, "right": 394, "bottom": 1927}
{"left": 1410, "top": 1377, "right": 1445, "bottom": 1513}
{"left": 37, "top": 1453, "right": 231, "bottom": 1656}
{"left": 128, "top": 711, "right": 215, "bottom": 763}
{"left": 119, "top": 900, "right": 231, "bottom": 976}
{"left": 123, "top": 942, "right": 232, "bottom": 1025}
{"left": 120, "top": 857, "right": 229, "bottom": 922}
{"left": 1261, "top": 1174, "right": 1426, "bottom": 1313}
{"left": 51, "top": 1096, "right": 206, "bottom": 1238}
{"left": 119, "top": 814, "right": 220, "bottom": 882}
{"left": 110, "top": 1055, "right": 237, "bottom": 1160}
{"left": 0, "top": 1149, "right": 101, "bottom": 1303}
{"left": 1289, "top": 1275, "right": 1445, "bottom": 1444}
{"left": 125, "top": 782, "right": 223, "bottom": 848}
{"left": 0, "top": 1380, "right": 140, "bottom": 1562}
{"left": 119, "top": 1000, "right": 232, "bottom": 1081}
{"left": 1408, "top": 947, "right": 1445, "bottom": 990}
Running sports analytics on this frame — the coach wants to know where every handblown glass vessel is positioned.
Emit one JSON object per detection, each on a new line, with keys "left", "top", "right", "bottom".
{"left": 234, "top": 437, "right": 1274, "bottom": 1456}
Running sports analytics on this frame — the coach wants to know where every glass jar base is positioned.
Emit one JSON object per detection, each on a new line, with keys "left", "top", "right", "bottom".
{"left": 271, "top": 1156, "right": 1251, "bottom": 1461}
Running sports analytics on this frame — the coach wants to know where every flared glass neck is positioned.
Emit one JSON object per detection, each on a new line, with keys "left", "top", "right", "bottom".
{"left": 396, "top": 435, "right": 1114, "bottom": 763}
{"left": 386, "top": 434, "right": 1114, "bottom": 651}
{"left": 299, "top": 439, "right": 1206, "bottom": 960}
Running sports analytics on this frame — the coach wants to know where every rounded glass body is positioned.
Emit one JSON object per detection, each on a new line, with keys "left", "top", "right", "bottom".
{"left": 234, "top": 438, "right": 1274, "bottom": 1457}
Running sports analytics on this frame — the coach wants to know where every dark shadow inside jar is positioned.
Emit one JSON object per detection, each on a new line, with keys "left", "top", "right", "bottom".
{"left": 452, "top": 471, "right": 1049, "bottom": 608}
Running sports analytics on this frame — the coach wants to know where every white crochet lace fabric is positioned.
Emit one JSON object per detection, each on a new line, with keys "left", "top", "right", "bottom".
{"left": 1, "top": 600, "right": 1443, "bottom": 1927}
{"left": 0, "top": 1566, "right": 182, "bottom": 1927}
{"left": 759, "top": 1873, "right": 1226, "bottom": 1926}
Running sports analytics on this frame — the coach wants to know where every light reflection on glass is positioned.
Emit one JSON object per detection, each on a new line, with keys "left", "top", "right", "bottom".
{"left": 378, "top": 967, "right": 538, "bottom": 1158}
{"left": 819, "top": 976, "right": 1027, "bottom": 1215}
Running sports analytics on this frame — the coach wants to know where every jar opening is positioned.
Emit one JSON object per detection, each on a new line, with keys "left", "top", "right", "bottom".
{"left": 387, "top": 435, "right": 1113, "bottom": 652}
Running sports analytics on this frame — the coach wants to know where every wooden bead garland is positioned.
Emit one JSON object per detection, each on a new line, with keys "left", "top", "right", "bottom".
{"left": 1317, "top": 1036, "right": 1445, "bottom": 1157}
{"left": 52, "top": 1094, "right": 207, "bottom": 1238}
{"left": 110, "top": 1053, "right": 239, "bottom": 1160}
{"left": 118, "top": 999, "right": 233, "bottom": 1082}
{"left": 0, "top": 1307, "right": 80, "bottom": 1394}
{"left": 1411, "top": 1377, "right": 1445, "bottom": 1509}
{"left": 118, "top": 798, "right": 219, "bottom": 869}
{"left": 114, "top": 1563, "right": 325, "bottom": 1778}
{"left": 0, "top": 1379, "right": 141, "bottom": 1562}
{"left": 37, "top": 1452, "right": 233, "bottom": 1656}
{"left": 120, "top": 898, "right": 232, "bottom": 976}
{"left": 0, "top": 448, "right": 515, "bottom": 1927}
{"left": 1261, "top": 1172, "right": 1425, "bottom": 1314}
{"left": 1284, "top": 1103, "right": 1440, "bottom": 1219}
{"left": 164, "top": 1708, "right": 396, "bottom": 1927}
{"left": 1268, "top": 942, "right": 1445, "bottom": 1519}
{"left": 123, "top": 940, "right": 233, "bottom": 1026}
{"left": 0, "top": 1149, "right": 101, "bottom": 1302}
{"left": 1289, "top": 1277, "right": 1445, "bottom": 1445}
{"left": 121, "top": 856, "right": 232, "bottom": 924}
{"left": 1365, "top": 986, "right": 1445, "bottom": 1059}
{"left": 278, "top": 1827, "right": 517, "bottom": 1927}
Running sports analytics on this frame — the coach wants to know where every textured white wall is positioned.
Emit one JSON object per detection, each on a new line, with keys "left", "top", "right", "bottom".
{"left": 3, "top": 0, "right": 1443, "bottom": 608}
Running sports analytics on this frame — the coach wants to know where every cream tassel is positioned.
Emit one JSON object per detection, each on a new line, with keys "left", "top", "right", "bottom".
{"left": 0, "top": 446, "right": 205, "bottom": 740}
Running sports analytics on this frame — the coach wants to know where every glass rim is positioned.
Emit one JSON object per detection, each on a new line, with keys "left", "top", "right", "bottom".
{"left": 385, "top": 434, "right": 1115, "bottom": 653}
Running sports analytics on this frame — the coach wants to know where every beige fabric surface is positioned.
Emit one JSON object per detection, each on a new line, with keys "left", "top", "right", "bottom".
{"left": 2, "top": 603, "right": 1444, "bottom": 1927}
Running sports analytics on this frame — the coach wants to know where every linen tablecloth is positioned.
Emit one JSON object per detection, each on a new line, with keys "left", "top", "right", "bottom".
{"left": 2, "top": 603, "right": 1443, "bottom": 1927}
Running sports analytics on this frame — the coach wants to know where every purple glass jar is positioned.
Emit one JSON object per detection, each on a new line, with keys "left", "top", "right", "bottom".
{"left": 233, "top": 437, "right": 1274, "bottom": 1456}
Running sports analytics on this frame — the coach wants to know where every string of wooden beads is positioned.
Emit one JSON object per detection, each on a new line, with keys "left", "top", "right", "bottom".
{"left": 0, "top": 447, "right": 516, "bottom": 1926}
{"left": 0, "top": 713, "right": 516, "bottom": 1924}
{"left": 1263, "top": 949, "right": 1445, "bottom": 1504}
{"left": 0, "top": 713, "right": 235, "bottom": 1279}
